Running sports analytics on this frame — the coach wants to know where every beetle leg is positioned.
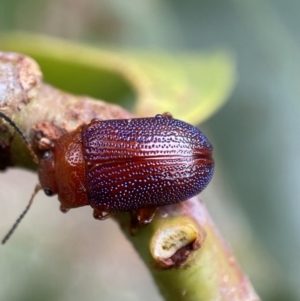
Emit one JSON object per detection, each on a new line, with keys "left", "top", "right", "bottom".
{"left": 93, "top": 208, "right": 113, "bottom": 220}
{"left": 129, "top": 211, "right": 139, "bottom": 235}
{"left": 91, "top": 118, "right": 102, "bottom": 123}
{"left": 136, "top": 207, "right": 158, "bottom": 225}
{"left": 60, "top": 204, "right": 70, "bottom": 213}
{"left": 128, "top": 208, "right": 158, "bottom": 235}
{"left": 162, "top": 112, "right": 173, "bottom": 119}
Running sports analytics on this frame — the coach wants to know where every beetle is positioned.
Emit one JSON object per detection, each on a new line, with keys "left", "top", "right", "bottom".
{"left": 1, "top": 112, "right": 214, "bottom": 243}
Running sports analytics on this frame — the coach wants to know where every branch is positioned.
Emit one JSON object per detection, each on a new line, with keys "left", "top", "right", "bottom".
{"left": 0, "top": 52, "right": 260, "bottom": 301}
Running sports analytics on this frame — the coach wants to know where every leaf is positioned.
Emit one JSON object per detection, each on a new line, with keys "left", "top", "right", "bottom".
{"left": 0, "top": 32, "right": 236, "bottom": 124}
{"left": 125, "top": 52, "right": 236, "bottom": 124}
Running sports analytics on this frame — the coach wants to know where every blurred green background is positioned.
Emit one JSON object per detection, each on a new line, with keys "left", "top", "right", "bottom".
{"left": 1, "top": 1, "right": 300, "bottom": 301}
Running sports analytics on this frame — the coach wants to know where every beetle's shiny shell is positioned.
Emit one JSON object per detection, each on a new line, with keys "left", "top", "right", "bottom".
{"left": 82, "top": 116, "right": 214, "bottom": 212}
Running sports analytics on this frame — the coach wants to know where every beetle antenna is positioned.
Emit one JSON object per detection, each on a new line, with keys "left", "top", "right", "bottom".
{"left": 2, "top": 184, "right": 41, "bottom": 245}
{"left": 0, "top": 112, "right": 39, "bottom": 164}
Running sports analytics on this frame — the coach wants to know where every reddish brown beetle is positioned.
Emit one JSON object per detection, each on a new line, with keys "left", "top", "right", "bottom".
{"left": 1, "top": 112, "right": 214, "bottom": 243}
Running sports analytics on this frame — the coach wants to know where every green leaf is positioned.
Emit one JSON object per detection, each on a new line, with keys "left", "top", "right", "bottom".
{"left": 0, "top": 32, "right": 236, "bottom": 124}
{"left": 126, "top": 52, "right": 236, "bottom": 124}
